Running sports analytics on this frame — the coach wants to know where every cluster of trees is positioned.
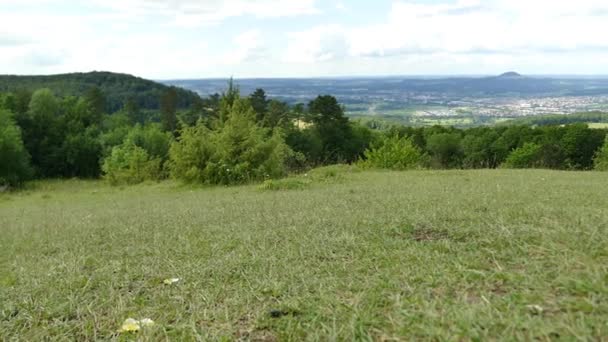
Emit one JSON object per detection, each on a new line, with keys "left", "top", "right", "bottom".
{"left": 0, "top": 82, "right": 373, "bottom": 187}
{"left": 363, "top": 123, "right": 608, "bottom": 171}
{"left": 502, "top": 112, "right": 608, "bottom": 127}
{"left": 1, "top": 81, "right": 608, "bottom": 188}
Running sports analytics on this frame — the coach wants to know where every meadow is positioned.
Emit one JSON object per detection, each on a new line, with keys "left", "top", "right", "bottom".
{"left": 1, "top": 167, "right": 607, "bottom": 340}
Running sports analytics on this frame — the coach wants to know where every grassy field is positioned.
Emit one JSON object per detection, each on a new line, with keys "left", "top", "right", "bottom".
{"left": 588, "top": 122, "right": 608, "bottom": 129}
{"left": 1, "top": 168, "right": 607, "bottom": 340}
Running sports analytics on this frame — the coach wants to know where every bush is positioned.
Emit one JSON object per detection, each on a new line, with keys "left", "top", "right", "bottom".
{"left": 426, "top": 133, "right": 463, "bottom": 168}
{"left": 502, "top": 143, "right": 543, "bottom": 168}
{"left": 0, "top": 109, "right": 32, "bottom": 187}
{"left": 101, "top": 143, "right": 162, "bottom": 185}
{"left": 169, "top": 98, "right": 292, "bottom": 185}
{"left": 594, "top": 137, "right": 608, "bottom": 171}
{"left": 360, "top": 135, "right": 425, "bottom": 170}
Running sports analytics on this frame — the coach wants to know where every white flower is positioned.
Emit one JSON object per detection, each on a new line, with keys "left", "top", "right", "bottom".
{"left": 139, "top": 318, "right": 155, "bottom": 327}
{"left": 163, "top": 278, "right": 180, "bottom": 285}
{"left": 526, "top": 304, "right": 544, "bottom": 315}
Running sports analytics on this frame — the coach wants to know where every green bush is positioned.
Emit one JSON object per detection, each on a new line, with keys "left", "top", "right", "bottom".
{"left": 169, "top": 98, "right": 292, "bottom": 185}
{"left": 594, "top": 137, "right": 608, "bottom": 171}
{"left": 502, "top": 143, "right": 543, "bottom": 169}
{"left": 101, "top": 143, "right": 162, "bottom": 185}
{"left": 360, "top": 135, "right": 425, "bottom": 170}
{"left": 0, "top": 109, "right": 32, "bottom": 187}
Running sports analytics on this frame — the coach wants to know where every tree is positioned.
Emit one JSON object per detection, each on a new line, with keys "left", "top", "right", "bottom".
{"left": 61, "top": 126, "right": 102, "bottom": 178}
{"left": 160, "top": 87, "right": 178, "bottom": 133}
{"left": 263, "top": 100, "right": 290, "bottom": 129}
{"left": 102, "top": 142, "right": 162, "bottom": 185}
{"left": 560, "top": 123, "right": 604, "bottom": 169}
{"left": 502, "top": 143, "right": 542, "bottom": 168}
{"left": 250, "top": 88, "right": 269, "bottom": 122}
{"left": 218, "top": 78, "right": 240, "bottom": 124}
{"left": 594, "top": 137, "right": 608, "bottom": 171}
{"left": 307, "top": 95, "right": 356, "bottom": 163}
{"left": 169, "top": 98, "right": 292, "bottom": 185}
{"left": 25, "top": 89, "right": 63, "bottom": 176}
{"left": 360, "top": 135, "right": 425, "bottom": 170}
{"left": 124, "top": 96, "right": 142, "bottom": 124}
{"left": 0, "top": 109, "right": 32, "bottom": 186}
{"left": 426, "top": 133, "right": 463, "bottom": 168}
{"left": 84, "top": 86, "right": 106, "bottom": 125}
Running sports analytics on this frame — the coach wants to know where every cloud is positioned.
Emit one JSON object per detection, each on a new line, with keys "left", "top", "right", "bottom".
{"left": 283, "top": 25, "right": 350, "bottom": 63}
{"left": 223, "top": 29, "right": 267, "bottom": 64}
{"left": 0, "top": 34, "right": 31, "bottom": 47}
{"left": 284, "top": 0, "right": 608, "bottom": 65}
{"left": 92, "top": 0, "right": 320, "bottom": 27}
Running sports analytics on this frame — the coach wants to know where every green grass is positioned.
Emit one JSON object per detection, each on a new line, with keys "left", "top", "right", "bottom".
{"left": 588, "top": 122, "right": 608, "bottom": 129}
{"left": 1, "top": 169, "right": 608, "bottom": 340}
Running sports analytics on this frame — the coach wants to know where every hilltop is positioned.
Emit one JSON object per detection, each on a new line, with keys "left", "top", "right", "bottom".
{"left": 497, "top": 71, "right": 523, "bottom": 78}
{"left": 0, "top": 71, "right": 201, "bottom": 112}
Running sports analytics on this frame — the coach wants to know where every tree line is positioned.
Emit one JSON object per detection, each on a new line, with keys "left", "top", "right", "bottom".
{"left": 0, "top": 72, "right": 200, "bottom": 112}
{"left": 1, "top": 83, "right": 607, "bottom": 187}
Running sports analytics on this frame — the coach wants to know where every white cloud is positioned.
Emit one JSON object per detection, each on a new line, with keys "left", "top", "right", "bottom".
{"left": 223, "top": 29, "right": 266, "bottom": 64}
{"left": 2, "top": 0, "right": 608, "bottom": 77}
{"left": 285, "top": 0, "right": 608, "bottom": 66}
{"left": 283, "top": 25, "right": 350, "bottom": 64}
{"left": 92, "top": 0, "right": 320, "bottom": 27}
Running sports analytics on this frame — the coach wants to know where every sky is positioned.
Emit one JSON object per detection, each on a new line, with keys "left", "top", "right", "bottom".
{"left": 1, "top": 0, "right": 608, "bottom": 79}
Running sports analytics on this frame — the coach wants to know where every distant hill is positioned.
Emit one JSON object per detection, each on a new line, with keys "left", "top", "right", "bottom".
{"left": 0, "top": 71, "right": 201, "bottom": 112}
{"left": 497, "top": 71, "right": 523, "bottom": 78}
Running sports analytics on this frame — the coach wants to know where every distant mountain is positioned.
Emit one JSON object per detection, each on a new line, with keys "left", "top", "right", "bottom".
{"left": 0, "top": 71, "right": 201, "bottom": 112}
{"left": 497, "top": 71, "right": 523, "bottom": 78}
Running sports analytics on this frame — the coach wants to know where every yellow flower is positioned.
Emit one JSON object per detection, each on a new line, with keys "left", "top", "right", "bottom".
{"left": 118, "top": 318, "right": 155, "bottom": 333}
{"left": 119, "top": 318, "right": 140, "bottom": 333}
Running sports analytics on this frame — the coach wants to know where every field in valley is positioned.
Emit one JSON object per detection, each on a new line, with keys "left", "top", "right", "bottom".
{"left": 1, "top": 168, "right": 607, "bottom": 340}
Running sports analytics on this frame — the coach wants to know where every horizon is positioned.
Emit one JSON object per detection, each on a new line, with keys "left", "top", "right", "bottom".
{"left": 5, "top": 70, "right": 608, "bottom": 81}
{"left": 2, "top": 1, "right": 608, "bottom": 78}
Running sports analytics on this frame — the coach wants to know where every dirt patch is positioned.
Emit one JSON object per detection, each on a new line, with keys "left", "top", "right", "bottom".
{"left": 235, "top": 315, "right": 279, "bottom": 342}
{"left": 410, "top": 227, "right": 451, "bottom": 242}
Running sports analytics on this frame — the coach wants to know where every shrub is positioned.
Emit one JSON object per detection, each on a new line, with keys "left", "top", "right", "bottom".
{"left": 169, "top": 98, "right": 292, "bottom": 185}
{"left": 502, "top": 143, "right": 543, "bottom": 169}
{"left": 0, "top": 109, "right": 32, "bottom": 187}
{"left": 126, "top": 124, "right": 172, "bottom": 161}
{"left": 360, "top": 135, "right": 425, "bottom": 170}
{"left": 101, "top": 143, "right": 162, "bottom": 185}
{"left": 594, "top": 137, "right": 608, "bottom": 171}
{"left": 426, "top": 133, "right": 463, "bottom": 168}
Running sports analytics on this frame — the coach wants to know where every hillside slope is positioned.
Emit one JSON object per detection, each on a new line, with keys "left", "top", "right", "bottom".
{"left": 1, "top": 168, "right": 607, "bottom": 340}
{"left": 0, "top": 71, "right": 201, "bottom": 112}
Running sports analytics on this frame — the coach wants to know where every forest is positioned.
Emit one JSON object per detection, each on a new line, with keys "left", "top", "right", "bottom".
{"left": 1, "top": 79, "right": 608, "bottom": 188}
{"left": 0, "top": 72, "right": 200, "bottom": 112}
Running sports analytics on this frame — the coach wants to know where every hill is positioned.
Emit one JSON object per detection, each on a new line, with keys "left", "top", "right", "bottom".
{"left": 0, "top": 71, "right": 201, "bottom": 112}
{"left": 498, "top": 71, "right": 523, "bottom": 78}
{"left": 1, "top": 168, "right": 606, "bottom": 340}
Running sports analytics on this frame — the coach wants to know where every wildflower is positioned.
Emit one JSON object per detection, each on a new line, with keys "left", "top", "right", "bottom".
{"left": 119, "top": 318, "right": 140, "bottom": 333}
{"left": 163, "top": 278, "right": 180, "bottom": 285}
{"left": 526, "top": 304, "right": 544, "bottom": 315}
{"left": 118, "top": 318, "right": 155, "bottom": 333}
{"left": 139, "top": 318, "right": 155, "bottom": 327}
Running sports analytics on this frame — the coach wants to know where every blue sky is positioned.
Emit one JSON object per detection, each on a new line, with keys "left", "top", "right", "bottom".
{"left": 1, "top": 0, "right": 608, "bottom": 79}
